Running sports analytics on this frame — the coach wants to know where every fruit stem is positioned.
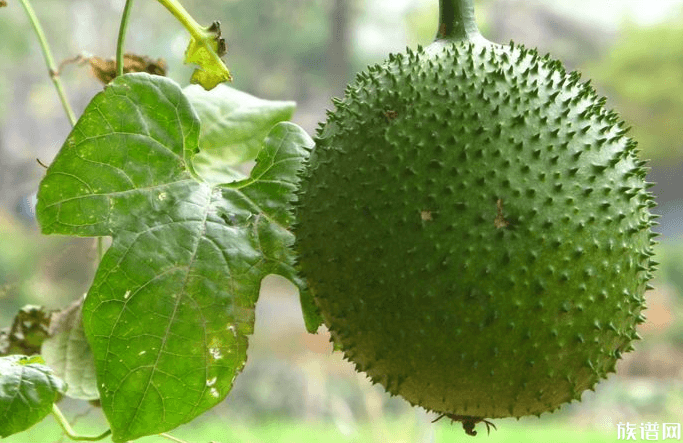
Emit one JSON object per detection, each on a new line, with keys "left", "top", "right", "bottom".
{"left": 436, "top": 0, "right": 482, "bottom": 42}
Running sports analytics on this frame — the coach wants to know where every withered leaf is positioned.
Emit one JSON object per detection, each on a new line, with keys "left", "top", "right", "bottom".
{"left": 89, "top": 53, "right": 167, "bottom": 84}
{"left": 0, "top": 305, "right": 53, "bottom": 357}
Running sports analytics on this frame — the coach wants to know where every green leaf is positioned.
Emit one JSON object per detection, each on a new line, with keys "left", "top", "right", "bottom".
{"left": 185, "top": 21, "right": 231, "bottom": 90}
{"left": 0, "top": 355, "right": 67, "bottom": 438}
{"left": 35, "top": 73, "right": 319, "bottom": 442}
{"left": 190, "top": 161, "right": 246, "bottom": 188}
{"left": 184, "top": 83, "right": 296, "bottom": 166}
{"left": 41, "top": 298, "right": 99, "bottom": 401}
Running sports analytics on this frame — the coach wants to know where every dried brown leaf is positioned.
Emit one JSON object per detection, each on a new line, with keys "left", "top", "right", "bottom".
{"left": 89, "top": 53, "right": 167, "bottom": 84}
{"left": 0, "top": 305, "right": 53, "bottom": 357}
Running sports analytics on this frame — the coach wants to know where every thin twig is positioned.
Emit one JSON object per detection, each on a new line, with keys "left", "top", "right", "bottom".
{"left": 56, "top": 53, "right": 90, "bottom": 76}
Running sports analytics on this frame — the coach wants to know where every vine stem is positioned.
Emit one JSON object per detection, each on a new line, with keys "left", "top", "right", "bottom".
{"left": 17, "top": 0, "right": 77, "bottom": 126}
{"left": 116, "top": 0, "right": 135, "bottom": 77}
{"left": 436, "top": 0, "right": 483, "bottom": 42}
{"left": 51, "top": 404, "right": 112, "bottom": 441}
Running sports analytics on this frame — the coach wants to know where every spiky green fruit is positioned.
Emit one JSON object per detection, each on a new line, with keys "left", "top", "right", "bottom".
{"left": 295, "top": 10, "right": 656, "bottom": 424}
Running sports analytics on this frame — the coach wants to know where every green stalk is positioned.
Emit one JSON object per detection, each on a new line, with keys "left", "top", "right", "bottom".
{"left": 17, "top": 0, "right": 77, "bottom": 126}
{"left": 155, "top": 0, "right": 205, "bottom": 41}
{"left": 116, "top": 0, "right": 135, "bottom": 77}
{"left": 154, "top": 0, "right": 228, "bottom": 76}
{"left": 436, "top": 0, "right": 482, "bottom": 42}
{"left": 51, "top": 404, "right": 111, "bottom": 441}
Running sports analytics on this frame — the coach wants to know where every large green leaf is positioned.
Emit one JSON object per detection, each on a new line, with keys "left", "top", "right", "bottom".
{"left": 41, "top": 298, "right": 99, "bottom": 400}
{"left": 36, "top": 73, "right": 320, "bottom": 442}
{"left": 0, "top": 355, "right": 67, "bottom": 438}
{"left": 184, "top": 83, "right": 295, "bottom": 167}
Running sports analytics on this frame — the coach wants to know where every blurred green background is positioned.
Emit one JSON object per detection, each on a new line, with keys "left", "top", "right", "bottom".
{"left": 1, "top": 0, "right": 683, "bottom": 441}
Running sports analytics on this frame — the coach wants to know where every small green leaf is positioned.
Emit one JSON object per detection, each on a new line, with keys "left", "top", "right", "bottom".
{"left": 0, "top": 355, "right": 67, "bottom": 438}
{"left": 36, "top": 73, "right": 319, "bottom": 442}
{"left": 190, "top": 160, "right": 247, "bottom": 188}
{"left": 41, "top": 298, "right": 99, "bottom": 400}
{"left": 184, "top": 83, "right": 296, "bottom": 166}
{"left": 185, "top": 21, "right": 231, "bottom": 90}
